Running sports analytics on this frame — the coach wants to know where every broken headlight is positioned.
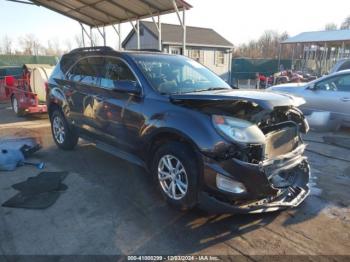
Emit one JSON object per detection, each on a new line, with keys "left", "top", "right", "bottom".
{"left": 212, "top": 115, "right": 266, "bottom": 144}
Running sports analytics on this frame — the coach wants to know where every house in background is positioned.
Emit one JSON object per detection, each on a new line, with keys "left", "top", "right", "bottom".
{"left": 122, "top": 21, "right": 234, "bottom": 82}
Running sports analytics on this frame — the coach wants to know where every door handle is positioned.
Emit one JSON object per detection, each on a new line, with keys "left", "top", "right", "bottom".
{"left": 341, "top": 97, "right": 350, "bottom": 102}
{"left": 93, "top": 95, "right": 104, "bottom": 102}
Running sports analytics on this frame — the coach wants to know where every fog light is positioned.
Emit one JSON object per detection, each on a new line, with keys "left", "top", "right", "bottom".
{"left": 216, "top": 174, "right": 247, "bottom": 194}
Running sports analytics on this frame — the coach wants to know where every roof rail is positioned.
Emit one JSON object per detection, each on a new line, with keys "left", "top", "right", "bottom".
{"left": 127, "top": 49, "right": 162, "bottom": 52}
{"left": 69, "top": 46, "right": 114, "bottom": 54}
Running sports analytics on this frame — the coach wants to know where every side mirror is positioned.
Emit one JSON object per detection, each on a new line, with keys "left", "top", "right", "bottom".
{"left": 307, "top": 84, "right": 317, "bottom": 91}
{"left": 113, "top": 80, "right": 141, "bottom": 95}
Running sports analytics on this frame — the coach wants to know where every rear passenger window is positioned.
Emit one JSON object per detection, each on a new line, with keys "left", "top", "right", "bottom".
{"left": 67, "top": 57, "right": 104, "bottom": 86}
{"left": 100, "top": 58, "right": 136, "bottom": 90}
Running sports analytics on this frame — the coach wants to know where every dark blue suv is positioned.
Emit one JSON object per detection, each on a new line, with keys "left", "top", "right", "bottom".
{"left": 47, "top": 46, "right": 310, "bottom": 213}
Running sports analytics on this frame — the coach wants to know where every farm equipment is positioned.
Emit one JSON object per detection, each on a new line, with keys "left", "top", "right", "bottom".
{"left": 0, "top": 64, "right": 53, "bottom": 116}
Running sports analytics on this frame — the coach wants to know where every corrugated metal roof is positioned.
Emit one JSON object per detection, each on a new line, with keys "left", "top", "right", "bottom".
{"left": 123, "top": 21, "right": 234, "bottom": 48}
{"left": 282, "top": 29, "right": 350, "bottom": 44}
{"left": 29, "top": 0, "right": 192, "bottom": 27}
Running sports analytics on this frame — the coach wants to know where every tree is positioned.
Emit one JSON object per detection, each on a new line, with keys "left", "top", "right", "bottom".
{"left": 1, "top": 35, "right": 13, "bottom": 54}
{"left": 74, "top": 34, "right": 84, "bottom": 48}
{"left": 19, "top": 34, "right": 41, "bottom": 55}
{"left": 340, "top": 15, "right": 350, "bottom": 29}
{"left": 43, "top": 38, "right": 62, "bottom": 56}
{"left": 233, "top": 30, "right": 292, "bottom": 59}
{"left": 325, "top": 23, "right": 338, "bottom": 30}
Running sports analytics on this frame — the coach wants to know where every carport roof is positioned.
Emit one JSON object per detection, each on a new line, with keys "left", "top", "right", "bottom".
{"left": 28, "top": 0, "right": 192, "bottom": 27}
{"left": 282, "top": 29, "right": 350, "bottom": 44}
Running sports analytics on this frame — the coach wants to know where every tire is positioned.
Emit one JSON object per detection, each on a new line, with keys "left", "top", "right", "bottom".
{"left": 11, "top": 96, "right": 24, "bottom": 117}
{"left": 50, "top": 109, "right": 79, "bottom": 150}
{"left": 151, "top": 142, "right": 200, "bottom": 210}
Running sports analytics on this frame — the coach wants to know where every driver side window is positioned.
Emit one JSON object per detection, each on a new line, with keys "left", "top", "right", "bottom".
{"left": 315, "top": 74, "right": 350, "bottom": 92}
{"left": 100, "top": 58, "right": 137, "bottom": 90}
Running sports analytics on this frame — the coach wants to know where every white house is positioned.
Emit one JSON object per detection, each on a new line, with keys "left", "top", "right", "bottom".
{"left": 122, "top": 21, "right": 234, "bottom": 82}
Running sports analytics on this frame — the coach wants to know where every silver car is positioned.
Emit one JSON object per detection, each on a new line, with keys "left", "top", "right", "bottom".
{"left": 268, "top": 70, "right": 350, "bottom": 129}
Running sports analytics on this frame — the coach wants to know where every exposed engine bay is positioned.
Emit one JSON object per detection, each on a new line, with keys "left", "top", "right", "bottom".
{"left": 172, "top": 98, "right": 309, "bottom": 163}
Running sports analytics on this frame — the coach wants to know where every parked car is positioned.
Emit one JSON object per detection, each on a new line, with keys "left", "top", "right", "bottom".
{"left": 329, "top": 59, "right": 350, "bottom": 74}
{"left": 268, "top": 70, "right": 350, "bottom": 129}
{"left": 47, "top": 46, "right": 310, "bottom": 213}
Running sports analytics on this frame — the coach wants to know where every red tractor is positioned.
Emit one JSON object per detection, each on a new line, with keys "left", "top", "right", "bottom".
{"left": 0, "top": 64, "right": 53, "bottom": 116}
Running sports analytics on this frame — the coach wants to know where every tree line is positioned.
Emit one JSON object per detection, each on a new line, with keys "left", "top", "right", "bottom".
{"left": 0, "top": 33, "right": 99, "bottom": 56}
{"left": 233, "top": 15, "right": 350, "bottom": 59}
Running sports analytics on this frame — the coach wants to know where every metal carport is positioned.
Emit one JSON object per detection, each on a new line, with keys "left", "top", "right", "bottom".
{"left": 278, "top": 29, "right": 350, "bottom": 75}
{"left": 8, "top": 0, "right": 192, "bottom": 53}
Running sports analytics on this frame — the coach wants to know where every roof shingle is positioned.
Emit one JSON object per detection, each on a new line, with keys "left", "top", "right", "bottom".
{"left": 124, "top": 21, "right": 233, "bottom": 48}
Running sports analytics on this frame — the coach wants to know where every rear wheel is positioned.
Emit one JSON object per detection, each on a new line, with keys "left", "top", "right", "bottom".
{"left": 11, "top": 96, "right": 24, "bottom": 117}
{"left": 152, "top": 142, "right": 200, "bottom": 210}
{"left": 50, "top": 110, "right": 79, "bottom": 150}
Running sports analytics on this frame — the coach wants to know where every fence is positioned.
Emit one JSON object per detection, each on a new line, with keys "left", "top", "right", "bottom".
{"left": 0, "top": 55, "right": 58, "bottom": 67}
{"left": 231, "top": 58, "right": 297, "bottom": 88}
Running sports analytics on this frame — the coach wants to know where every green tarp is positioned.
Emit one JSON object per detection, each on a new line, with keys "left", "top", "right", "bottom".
{"left": 0, "top": 55, "right": 58, "bottom": 67}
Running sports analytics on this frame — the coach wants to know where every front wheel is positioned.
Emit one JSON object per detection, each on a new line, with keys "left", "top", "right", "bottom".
{"left": 152, "top": 142, "right": 200, "bottom": 210}
{"left": 50, "top": 110, "right": 79, "bottom": 150}
{"left": 11, "top": 96, "right": 24, "bottom": 117}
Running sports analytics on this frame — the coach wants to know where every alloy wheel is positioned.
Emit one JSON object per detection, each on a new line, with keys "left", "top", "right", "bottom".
{"left": 52, "top": 116, "right": 66, "bottom": 144}
{"left": 158, "top": 154, "right": 188, "bottom": 200}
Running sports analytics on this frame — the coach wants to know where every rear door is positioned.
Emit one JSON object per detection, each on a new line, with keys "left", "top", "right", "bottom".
{"left": 65, "top": 56, "right": 104, "bottom": 129}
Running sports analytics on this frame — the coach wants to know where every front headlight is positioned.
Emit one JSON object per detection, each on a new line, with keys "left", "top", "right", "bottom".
{"left": 212, "top": 115, "right": 266, "bottom": 144}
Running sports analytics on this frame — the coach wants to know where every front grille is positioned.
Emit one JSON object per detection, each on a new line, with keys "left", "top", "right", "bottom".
{"left": 265, "top": 125, "right": 299, "bottom": 159}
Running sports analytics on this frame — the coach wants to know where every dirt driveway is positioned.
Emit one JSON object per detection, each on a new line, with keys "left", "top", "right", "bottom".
{"left": 0, "top": 103, "right": 349, "bottom": 258}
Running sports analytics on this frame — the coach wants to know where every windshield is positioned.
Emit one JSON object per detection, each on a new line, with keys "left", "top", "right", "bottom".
{"left": 132, "top": 54, "right": 231, "bottom": 94}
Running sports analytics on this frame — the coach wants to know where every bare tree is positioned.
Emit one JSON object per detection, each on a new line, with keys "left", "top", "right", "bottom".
{"left": 43, "top": 38, "right": 62, "bottom": 56}
{"left": 19, "top": 34, "right": 41, "bottom": 55}
{"left": 1, "top": 35, "right": 13, "bottom": 54}
{"left": 233, "top": 30, "right": 291, "bottom": 59}
{"left": 340, "top": 15, "right": 350, "bottom": 29}
{"left": 325, "top": 23, "right": 338, "bottom": 30}
{"left": 74, "top": 34, "right": 84, "bottom": 48}
{"left": 63, "top": 39, "right": 73, "bottom": 53}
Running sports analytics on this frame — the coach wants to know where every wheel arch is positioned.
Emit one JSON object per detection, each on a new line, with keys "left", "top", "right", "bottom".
{"left": 48, "top": 102, "right": 61, "bottom": 119}
{"left": 145, "top": 128, "right": 204, "bottom": 173}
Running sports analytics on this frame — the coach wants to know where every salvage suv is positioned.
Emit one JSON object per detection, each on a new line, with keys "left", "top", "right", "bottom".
{"left": 47, "top": 46, "right": 310, "bottom": 213}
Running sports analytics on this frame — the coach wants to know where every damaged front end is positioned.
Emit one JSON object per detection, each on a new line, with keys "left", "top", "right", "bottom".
{"left": 172, "top": 94, "right": 311, "bottom": 213}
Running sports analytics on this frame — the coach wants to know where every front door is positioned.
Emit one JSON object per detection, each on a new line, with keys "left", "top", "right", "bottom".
{"left": 304, "top": 73, "right": 350, "bottom": 125}
{"left": 92, "top": 57, "right": 144, "bottom": 153}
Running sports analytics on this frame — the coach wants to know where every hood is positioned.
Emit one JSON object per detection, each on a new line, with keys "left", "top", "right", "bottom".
{"left": 170, "top": 89, "right": 305, "bottom": 110}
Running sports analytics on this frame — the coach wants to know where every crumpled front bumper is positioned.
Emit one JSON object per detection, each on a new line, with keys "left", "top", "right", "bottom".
{"left": 200, "top": 144, "right": 311, "bottom": 213}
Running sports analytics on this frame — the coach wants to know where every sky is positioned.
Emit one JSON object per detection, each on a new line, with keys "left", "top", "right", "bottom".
{"left": 0, "top": 0, "right": 350, "bottom": 50}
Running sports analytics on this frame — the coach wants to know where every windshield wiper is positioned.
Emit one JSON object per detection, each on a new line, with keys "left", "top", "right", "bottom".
{"left": 185, "top": 87, "right": 229, "bottom": 93}
{"left": 168, "top": 87, "right": 229, "bottom": 95}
